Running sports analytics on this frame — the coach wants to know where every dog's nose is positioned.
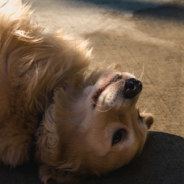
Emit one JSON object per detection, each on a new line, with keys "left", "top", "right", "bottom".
{"left": 124, "top": 78, "right": 142, "bottom": 98}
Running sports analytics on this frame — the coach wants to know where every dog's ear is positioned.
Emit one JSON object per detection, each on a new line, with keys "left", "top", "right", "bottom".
{"left": 36, "top": 98, "right": 82, "bottom": 184}
{"left": 141, "top": 113, "right": 154, "bottom": 129}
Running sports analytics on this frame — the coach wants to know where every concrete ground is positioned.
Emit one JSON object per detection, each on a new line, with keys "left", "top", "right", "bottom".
{"left": 28, "top": 0, "right": 184, "bottom": 137}
{"left": 1, "top": 0, "right": 184, "bottom": 184}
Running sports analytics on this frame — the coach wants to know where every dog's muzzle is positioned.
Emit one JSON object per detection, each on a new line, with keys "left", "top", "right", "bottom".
{"left": 124, "top": 78, "right": 142, "bottom": 98}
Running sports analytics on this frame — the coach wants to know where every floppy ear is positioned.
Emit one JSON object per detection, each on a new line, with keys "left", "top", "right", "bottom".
{"left": 35, "top": 97, "right": 82, "bottom": 184}
{"left": 141, "top": 113, "right": 154, "bottom": 129}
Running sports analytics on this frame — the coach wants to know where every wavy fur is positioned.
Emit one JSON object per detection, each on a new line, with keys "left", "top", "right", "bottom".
{"left": 0, "top": 0, "right": 90, "bottom": 166}
{"left": 0, "top": 1, "right": 154, "bottom": 183}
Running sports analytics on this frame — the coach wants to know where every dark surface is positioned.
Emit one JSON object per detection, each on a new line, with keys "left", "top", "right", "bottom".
{"left": 72, "top": 0, "right": 164, "bottom": 12}
{"left": 135, "top": 3, "right": 184, "bottom": 22}
{"left": 0, "top": 161, "right": 40, "bottom": 184}
{"left": 1, "top": 131, "right": 184, "bottom": 184}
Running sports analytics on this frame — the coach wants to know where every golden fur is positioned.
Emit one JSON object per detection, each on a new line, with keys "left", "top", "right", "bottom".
{"left": 0, "top": 1, "right": 154, "bottom": 183}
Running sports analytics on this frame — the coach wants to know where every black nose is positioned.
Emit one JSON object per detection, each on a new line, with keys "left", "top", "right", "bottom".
{"left": 124, "top": 78, "right": 142, "bottom": 98}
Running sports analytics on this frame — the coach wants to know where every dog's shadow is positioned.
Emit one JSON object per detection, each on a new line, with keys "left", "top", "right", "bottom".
{"left": 0, "top": 132, "right": 184, "bottom": 184}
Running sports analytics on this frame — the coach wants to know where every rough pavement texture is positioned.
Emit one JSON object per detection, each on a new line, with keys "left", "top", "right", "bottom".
{"left": 1, "top": 0, "right": 184, "bottom": 183}
{"left": 29, "top": 0, "right": 184, "bottom": 137}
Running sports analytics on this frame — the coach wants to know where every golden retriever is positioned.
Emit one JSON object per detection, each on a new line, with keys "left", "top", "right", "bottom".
{"left": 0, "top": 1, "right": 154, "bottom": 183}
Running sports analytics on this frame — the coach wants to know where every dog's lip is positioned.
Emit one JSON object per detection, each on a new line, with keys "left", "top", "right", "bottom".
{"left": 92, "top": 74, "right": 122, "bottom": 108}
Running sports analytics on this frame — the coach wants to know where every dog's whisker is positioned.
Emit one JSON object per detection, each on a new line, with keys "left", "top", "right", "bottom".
{"left": 90, "top": 98, "right": 105, "bottom": 108}
{"left": 78, "top": 85, "right": 84, "bottom": 90}
{"left": 138, "top": 62, "right": 144, "bottom": 81}
{"left": 89, "top": 79, "right": 93, "bottom": 86}
{"left": 142, "top": 108, "right": 148, "bottom": 114}
{"left": 95, "top": 106, "right": 113, "bottom": 113}
{"left": 129, "top": 67, "right": 134, "bottom": 76}
{"left": 89, "top": 98, "right": 114, "bottom": 112}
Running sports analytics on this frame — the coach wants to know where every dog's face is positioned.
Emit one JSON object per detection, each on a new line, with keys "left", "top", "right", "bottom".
{"left": 37, "top": 72, "right": 154, "bottom": 183}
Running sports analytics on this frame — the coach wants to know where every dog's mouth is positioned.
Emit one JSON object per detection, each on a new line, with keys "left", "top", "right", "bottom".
{"left": 92, "top": 74, "right": 142, "bottom": 108}
{"left": 92, "top": 74, "right": 122, "bottom": 108}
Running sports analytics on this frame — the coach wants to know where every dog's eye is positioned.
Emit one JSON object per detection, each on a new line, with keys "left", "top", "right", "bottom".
{"left": 112, "top": 129, "right": 127, "bottom": 145}
{"left": 112, "top": 131, "right": 122, "bottom": 144}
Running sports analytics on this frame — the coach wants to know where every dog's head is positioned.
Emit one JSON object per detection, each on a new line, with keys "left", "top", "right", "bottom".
{"left": 36, "top": 71, "right": 154, "bottom": 183}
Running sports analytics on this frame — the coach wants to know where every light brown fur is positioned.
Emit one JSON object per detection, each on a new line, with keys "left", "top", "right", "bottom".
{"left": 0, "top": 1, "right": 154, "bottom": 183}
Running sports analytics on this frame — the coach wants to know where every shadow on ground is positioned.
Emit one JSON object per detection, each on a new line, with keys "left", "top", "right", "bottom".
{"left": 72, "top": 0, "right": 184, "bottom": 22}
{"left": 135, "top": 4, "right": 184, "bottom": 22}
{"left": 1, "top": 132, "right": 184, "bottom": 184}
{"left": 72, "top": 0, "right": 161, "bottom": 12}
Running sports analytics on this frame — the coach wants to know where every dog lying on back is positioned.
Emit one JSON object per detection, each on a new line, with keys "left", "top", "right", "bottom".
{"left": 0, "top": 1, "right": 154, "bottom": 183}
